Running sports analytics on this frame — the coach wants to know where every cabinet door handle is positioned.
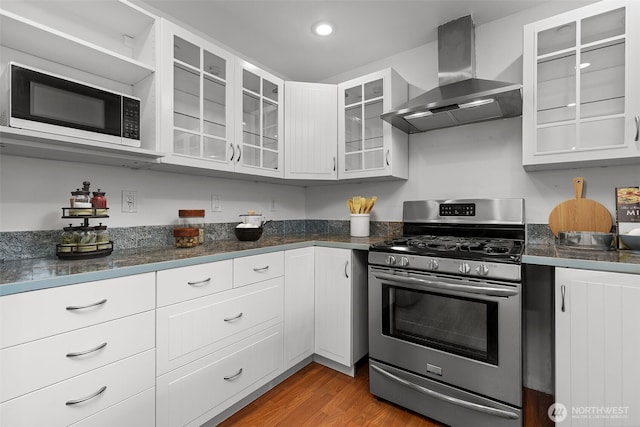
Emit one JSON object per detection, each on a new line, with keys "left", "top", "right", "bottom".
{"left": 253, "top": 265, "right": 269, "bottom": 272}
{"left": 635, "top": 116, "right": 639, "bottom": 142}
{"left": 561, "top": 285, "right": 566, "bottom": 312}
{"left": 386, "top": 150, "right": 390, "bottom": 166}
{"left": 66, "top": 299, "right": 107, "bottom": 311}
{"left": 66, "top": 342, "right": 107, "bottom": 358}
{"left": 333, "top": 156, "right": 336, "bottom": 172}
{"left": 237, "top": 145, "right": 242, "bottom": 162}
{"left": 65, "top": 385, "right": 107, "bottom": 406}
{"left": 224, "top": 312, "right": 243, "bottom": 322}
{"left": 344, "top": 260, "right": 350, "bottom": 278}
{"left": 224, "top": 368, "right": 243, "bottom": 381}
{"left": 230, "top": 144, "right": 235, "bottom": 161}
{"left": 187, "top": 277, "right": 211, "bottom": 286}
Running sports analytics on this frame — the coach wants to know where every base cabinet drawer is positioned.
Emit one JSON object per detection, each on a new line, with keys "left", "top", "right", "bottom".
{"left": 233, "top": 251, "right": 284, "bottom": 288}
{"left": 0, "top": 311, "right": 155, "bottom": 403}
{"left": 0, "top": 350, "right": 155, "bottom": 427}
{"left": 0, "top": 273, "right": 155, "bottom": 349}
{"left": 69, "top": 387, "right": 155, "bottom": 427}
{"left": 156, "top": 325, "right": 283, "bottom": 427}
{"left": 156, "top": 277, "right": 283, "bottom": 375}
{"left": 157, "top": 260, "right": 233, "bottom": 307}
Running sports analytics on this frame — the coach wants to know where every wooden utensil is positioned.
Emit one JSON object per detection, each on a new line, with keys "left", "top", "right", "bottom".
{"left": 548, "top": 177, "right": 612, "bottom": 237}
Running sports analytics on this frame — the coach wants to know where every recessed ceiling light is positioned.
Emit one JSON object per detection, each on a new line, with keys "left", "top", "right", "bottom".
{"left": 312, "top": 22, "right": 334, "bottom": 36}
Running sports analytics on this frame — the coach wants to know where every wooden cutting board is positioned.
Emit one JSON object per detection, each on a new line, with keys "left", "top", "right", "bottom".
{"left": 548, "top": 177, "right": 612, "bottom": 237}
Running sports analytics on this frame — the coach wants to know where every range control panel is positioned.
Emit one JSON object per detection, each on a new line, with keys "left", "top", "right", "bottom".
{"left": 439, "top": 203, "right": 476, "bottom": 217}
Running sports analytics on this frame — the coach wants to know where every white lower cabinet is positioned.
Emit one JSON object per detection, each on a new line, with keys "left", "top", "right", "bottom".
{"left": 555, "top": 268, "right": 640, "bottom": 426}
{"left": 69, "top": 388, "right": 156, "bottom": 427}
{"left": 0, "top": 350, "right": 156, "bottom": 427}
{"left": 314, "top": 247, "right": 368, "bottom": 375}
{"left": 284, "top": 247, "right": 315, "bottom": 370}
{"left": 156, "top": 325, "right": 283, "bottom": 427}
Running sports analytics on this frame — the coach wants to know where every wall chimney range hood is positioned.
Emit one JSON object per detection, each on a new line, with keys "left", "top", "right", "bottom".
{"left": 381, "top": 15, "right": 522, "bottom": 134}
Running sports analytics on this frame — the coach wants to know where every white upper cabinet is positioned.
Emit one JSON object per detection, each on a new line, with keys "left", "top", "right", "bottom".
{"left": 158, "top": 19, "right": 236, "bottom": 172}
{"left": 337, "top": 68, "right": 408, "bottom": 180}
{"left": 284, "top": 82, "right": 338, "bottom": 180}
{"left": 234, "top": 60, "right": 284, "bottom": 178}
{"left": 0, "top": 0, "right": 161, "bottom": 166}
{"left": 523, "top": 1, "right": 640, "bottom": 170}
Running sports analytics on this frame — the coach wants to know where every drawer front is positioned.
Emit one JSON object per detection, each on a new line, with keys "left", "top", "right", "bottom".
{"left": 233, "top": 251, "right": 284, "bottom": 288}
{"left": 0, "top": 273, "right": 155, "bottom": 349}
{"left": 157, "top": 260, "right": 233, "bottom": 307}
{"left": 1, "top": 311, "right": 155, "bottom": 403}
{"left": 156, "top": 325, "right": 283, "bottom": 427}
{"left": 0, "top": 349, "right": 155, "bottom": 427}
{"left": 69, "top": 387, "right": 155, "bottom": 427}
{"left": 156, "top": 277, "right": 283, "bottom": 375}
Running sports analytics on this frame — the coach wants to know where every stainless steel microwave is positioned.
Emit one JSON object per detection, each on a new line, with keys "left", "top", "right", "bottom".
{"left": 1, "top": 62, "right": 140, "bottom": 147}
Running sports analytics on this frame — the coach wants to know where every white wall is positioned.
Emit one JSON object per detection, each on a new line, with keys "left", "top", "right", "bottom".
{"left": 0, "top": 155, "right": 306, "bottom": 231}
{"left": 308, "top": 0, "right": 639, "bottom": 225}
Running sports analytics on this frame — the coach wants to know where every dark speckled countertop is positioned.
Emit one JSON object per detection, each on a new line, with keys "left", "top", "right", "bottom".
{"left": 2, "top": 234, "right": 640, "bottom": 296}
{"left": 0, "top": 234, "right": 385, "bottom": 296}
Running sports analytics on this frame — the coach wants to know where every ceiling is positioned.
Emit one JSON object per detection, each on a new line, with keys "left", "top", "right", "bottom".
{"left": 143, "top": 0, "right": 564, "bottom": 82}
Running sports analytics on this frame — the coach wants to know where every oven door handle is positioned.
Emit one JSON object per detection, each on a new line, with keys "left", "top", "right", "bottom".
{"left": 371, "top": 364, "right": 519, "bottom": 420}
{"left": 373, "top": 272, "right": 518, "bottom": 297}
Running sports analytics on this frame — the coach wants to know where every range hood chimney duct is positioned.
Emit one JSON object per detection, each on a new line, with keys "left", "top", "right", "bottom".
{"left": 381, "top": 15, "right": 522, "bottom": 134}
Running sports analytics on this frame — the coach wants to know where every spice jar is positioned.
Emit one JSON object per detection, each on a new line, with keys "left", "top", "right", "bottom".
{"left": 95, "top": 223, "right": 110, "bottom": 250}
{"left": 174, "top": 227, "right": 199, "bottom": 248}
{"left": 60, "top": 225, "right": 79, "bottom": 253}
{"left": 91, "top": 189, "right": 108, "bottom": 215}
{"left": 179, "top": 209, "right": 205, "bottom": 244}
{"left": 77, "top": 226, "right": 97, "bottom": 252}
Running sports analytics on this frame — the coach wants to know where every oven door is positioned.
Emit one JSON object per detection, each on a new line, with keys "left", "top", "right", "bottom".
{"left": 368, "top": 265, "right": 521, "bottom": 407}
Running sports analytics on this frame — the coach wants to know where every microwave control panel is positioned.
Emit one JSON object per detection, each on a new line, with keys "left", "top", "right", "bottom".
{"left": 122, "top": 97, "right": 140, "bottom": 140}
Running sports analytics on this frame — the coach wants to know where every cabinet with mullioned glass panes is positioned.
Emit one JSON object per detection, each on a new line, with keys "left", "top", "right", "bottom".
{"left": 522, "top": 1, "right": 640, "bottom": 170}
{"left": 337, "top": 68, "right": 408, "bottom": 180}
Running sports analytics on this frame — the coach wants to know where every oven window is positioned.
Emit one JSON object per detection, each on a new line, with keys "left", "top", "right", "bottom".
{"left": 382, "top": 284, "right": 498, "bottom": 365}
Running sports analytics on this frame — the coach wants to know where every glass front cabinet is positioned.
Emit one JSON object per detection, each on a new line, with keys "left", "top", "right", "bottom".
{"left": 522, "top": 1, "right": 640, "bottom": 170}
{"left": 159, "top": 19, "right": 236, "bottom": 172}
{"left": 234, "top": 60, "right": 284, "bottom": 178}
{"left": 337, "top": 69, "right": 409, "bottom": 180}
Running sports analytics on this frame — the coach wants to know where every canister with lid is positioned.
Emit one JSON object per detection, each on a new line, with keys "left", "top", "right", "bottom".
{"left": 95, "top": 223, "right": 110, "bottom": 250}
{"left": 179, "top": 209, "right": 205, "bottom": 244}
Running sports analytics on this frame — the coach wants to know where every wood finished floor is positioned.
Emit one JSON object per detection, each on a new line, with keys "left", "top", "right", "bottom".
{"left": 218, "top": 360, "right": 554, "bottom": 427}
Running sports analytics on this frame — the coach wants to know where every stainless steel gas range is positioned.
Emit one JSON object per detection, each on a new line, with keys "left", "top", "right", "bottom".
{"left": 368, "top": 198, "right": 525, "bottom": 427}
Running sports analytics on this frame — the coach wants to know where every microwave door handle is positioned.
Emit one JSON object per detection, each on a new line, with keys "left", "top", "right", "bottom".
{"left": 370, "top": 364, "right": 519, "bottom": 420}
{"left": 373, "top": 272, "right": 518, "bottom": 297}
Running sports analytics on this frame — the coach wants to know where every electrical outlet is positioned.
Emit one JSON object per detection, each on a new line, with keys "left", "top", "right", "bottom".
{"left": 121, "top": 190, "right": 137, "bottom": 213}
{"left": 211, "top": 194, "right": 222, "bottom": 212}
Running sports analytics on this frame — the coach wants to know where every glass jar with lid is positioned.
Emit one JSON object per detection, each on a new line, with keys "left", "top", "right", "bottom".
{"left": 178, "top": 209, "right": 205, "bottom": 244}
{"left": 60, "top": 225, "right": 79, "bottom": 253}
{"left": 77, "top": 226, "right": 97, "bottom": 252}
{"left": 95, "top": 223, "right": 110, "bottom": 250}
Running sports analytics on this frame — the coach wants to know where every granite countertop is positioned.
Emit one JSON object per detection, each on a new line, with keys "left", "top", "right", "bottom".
{"left": 3, "top": 234, "right": 640, "bottom": 296}
{"left": 0, "top": 234, "right": 384, "bottom": 296}
{"left": 524, "top": 244, "right": 640, "bottom": 274}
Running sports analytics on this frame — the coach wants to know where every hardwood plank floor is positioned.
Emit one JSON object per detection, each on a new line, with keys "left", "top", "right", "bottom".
{"left": 218, "top": 360, "right": 554, "bottom": 426}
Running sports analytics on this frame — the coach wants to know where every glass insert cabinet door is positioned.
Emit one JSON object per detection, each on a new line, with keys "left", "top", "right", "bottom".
{"left": 238, "top": 66, "right": 283, "bottom": 173}
{"left": 342, "top": 78, "right": 385, "bottom": 173}
{"left": 171, "top": 33, "right": 232, "bottom": 164}
{"left": 533, "top": 5, "right": 629, "bottom": 154}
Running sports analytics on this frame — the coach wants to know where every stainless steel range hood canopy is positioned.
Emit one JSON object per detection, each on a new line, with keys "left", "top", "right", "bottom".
{"left": 381, "top": 15, "right": 522, "bottom": 134}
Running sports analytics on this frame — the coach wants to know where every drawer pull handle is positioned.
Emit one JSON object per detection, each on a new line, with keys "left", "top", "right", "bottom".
{"left": 224, "top": 312, "right": 243, "bottom": 322}
{"left": 224, "top": 368, "right": 243, "bottom": 381}
{"left": 253, "top": 265, "right": 269, "bottom": 272}
{"left": 187, "top": 277, "right": 212, "bottom": 286}
{"left": 65, "top": 385, "right": 107, "bottom": 406}
{"left": 66, "top": 299, "right": 107, "bottom": 311}
{"left": 561, "top": 285, "right": 566, "bottom": 312}
{"left": 66, "top": 342, "right": 107, "bottom": 358}
{"left": 344, "top": 260, "right": 350, "bottom": 278}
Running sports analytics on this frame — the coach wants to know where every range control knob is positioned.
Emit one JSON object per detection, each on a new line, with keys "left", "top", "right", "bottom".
{"left": 476, "top": 265, "right": 490, "bottom": 276}
{"left": 385, "top": 255, "right": 397, "bottom": 266}
{"left": 427, "top": 259, "right": 439, "bottom": 270}
{"left": 399, "top": 256, "right": 410, "bottom": 267}
{"left": 458, "top": 263, "right": 471, "bottom": 274}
